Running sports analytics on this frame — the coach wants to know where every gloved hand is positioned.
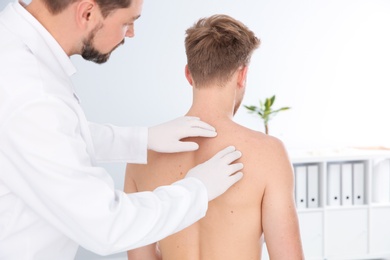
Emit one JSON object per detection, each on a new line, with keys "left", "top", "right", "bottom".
{"left": 148, "top": 116, "right": 217, "bottom": 153}
{"left": 185, "top": 146, "right": 244, "bottom": 201}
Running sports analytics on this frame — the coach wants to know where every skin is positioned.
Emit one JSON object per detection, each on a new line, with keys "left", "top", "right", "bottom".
{"left": 125, "top": 66, "right": 304, "bottom": 260}
{"left": 25, "top": 0, "right": 143, "bottom": 60}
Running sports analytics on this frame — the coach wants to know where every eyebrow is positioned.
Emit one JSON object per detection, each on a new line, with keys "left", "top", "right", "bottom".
{"left": 132, "top": 14, "right": 141, "bottom": 21}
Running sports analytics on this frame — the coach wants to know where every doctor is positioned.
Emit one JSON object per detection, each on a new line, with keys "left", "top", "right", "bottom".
{"left": 0, "top": 0, "right": 244, "bottom": 259}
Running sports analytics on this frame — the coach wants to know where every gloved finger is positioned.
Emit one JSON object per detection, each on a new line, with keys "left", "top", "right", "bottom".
{"left": 228, "top": 171, "right": 244, "bottom": 184}
{"left": 211, "top": 146, "right": 236, "bottom": 160}
{"left": 183, "top": 127, "right": 217, "bottom": 138}
{"left": 173, "top": 141, "right": 200, "bottom": 152}
{"left": 187, "top": 118, "right": 216, "bottom": 132}
{"left": 220, "top": 150, "right": 242, "bottom": 165}
{"left": 182, "top": 116, "right": 201, "bottom": 121}
{"left": 226, "top": 162, "right": 244, "bottom": 175}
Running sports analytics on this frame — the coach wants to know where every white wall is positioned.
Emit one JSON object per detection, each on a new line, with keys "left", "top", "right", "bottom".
{"left": 2, "top": 0, "right": 390, "bottom": 259}
{"left": 71, "top": 0, "right": 390, "bottom": 150}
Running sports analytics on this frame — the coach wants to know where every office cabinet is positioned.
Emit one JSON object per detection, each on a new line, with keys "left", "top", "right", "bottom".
{"left": 326, "top": 208, "right": 368, "bottom": 257}
{"left": 262, "top": 149, "right": 390, "bottom": 260}
{"left": 292, "top": 149, "right": 390, "bottom": 260}
{"left": 370, "top": 207, "right": 390, "bottom": 254}
{"left": 298, "top": 211, "right": 323, "bottom": 259}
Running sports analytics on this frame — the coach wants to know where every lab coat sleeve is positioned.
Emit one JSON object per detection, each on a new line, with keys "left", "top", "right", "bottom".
{"left": 88, "top": 122, "right": 148, "bottom": 164}
{"left": 0, "top": 96, "right": 208, "bottom": 255}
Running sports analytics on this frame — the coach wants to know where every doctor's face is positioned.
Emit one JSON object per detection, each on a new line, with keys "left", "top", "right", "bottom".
{"left": 81, "top": 0, "right": 143, "bottom": 64}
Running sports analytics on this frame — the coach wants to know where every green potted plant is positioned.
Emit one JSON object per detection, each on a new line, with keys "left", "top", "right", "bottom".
{"left": 244, "top": 95, "right": 291, "bottom": 135}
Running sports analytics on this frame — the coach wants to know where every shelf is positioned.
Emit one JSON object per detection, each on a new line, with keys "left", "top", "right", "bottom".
{"left": 371, "top": 203, "right": 390, "bottom": 208}
{"left": 325, "top": 209, "right": 368, "bottom": 257}
{"left": 325, "top": 205, "right": 368, "bottom": 211}
{"left": 296, "top": 208, "right": 323, "bottom": 213}
{"left": 298, "top": 211, "right": 323, "bottom": 258}
{"left": 289, "top": 148, "right": 390, "bottom": 162}
{"left": 370, "top": 207, "right": 390, "bottom": 253}
{"left": 289, "top": 149, "right": 390, "bottom": 260}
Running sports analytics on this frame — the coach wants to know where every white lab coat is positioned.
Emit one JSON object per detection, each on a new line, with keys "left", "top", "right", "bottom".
{"left": 0, "top": 2, "right": 208, "bottom": 259}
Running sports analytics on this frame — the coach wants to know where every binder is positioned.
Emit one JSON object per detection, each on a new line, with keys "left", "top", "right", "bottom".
{"left": 295, "top": 165, "right": 307, "bottom": 209}
{"left": 327, "top": 163, "right": 341, "bottom": 206}
{"left": 341, "top": 163, "right": 353, "bottom": 206}
{"left": 372, "top": 159, "right": 390, "bottom": 203}
{"left": 353, "top": 162, "right": 365, "bottom": 205}
{"left": 307, "top": 164, "right": 319, "bottom": 208}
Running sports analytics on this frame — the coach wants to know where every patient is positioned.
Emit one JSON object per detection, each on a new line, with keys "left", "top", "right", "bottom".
{"left": 124, "top": 14, "right": 304, "bottom": 260}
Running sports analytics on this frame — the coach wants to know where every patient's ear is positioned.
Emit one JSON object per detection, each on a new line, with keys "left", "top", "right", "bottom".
{"left": 185, "top": 65, "right": 194, "bottom": 86}
{"left": 237, "top": 66, "right": 248, "bottom": 88}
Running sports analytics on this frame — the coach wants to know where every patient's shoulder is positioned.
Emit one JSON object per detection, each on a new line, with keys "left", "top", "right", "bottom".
{"left": 233, "top": 124, "right": 287, "bottom": 153}
{"left": 233, "top": 125, "right": 290, "bottom": 172}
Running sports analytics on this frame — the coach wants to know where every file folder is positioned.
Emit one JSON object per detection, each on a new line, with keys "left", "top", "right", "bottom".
{"left": 341, "top": 163, "right": 353, "bottom": 206}
{"left": 295, "top": 165, "right": 307, "bottom": 209}
{"left": 353, "top": 162, "right": 365, "bottom": 205}
{"left": 327, "top": 163, "right": 341, "bottom": 206}
{"left": 307, "top": 164, "right": 319, "bottom": 208}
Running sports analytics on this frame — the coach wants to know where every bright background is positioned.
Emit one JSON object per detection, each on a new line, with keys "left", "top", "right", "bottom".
{"left": 1, "top": 0, "right": 390, "bottom": 259}
{"left": 71, "top": 0, "right": 390, "bottom": 150}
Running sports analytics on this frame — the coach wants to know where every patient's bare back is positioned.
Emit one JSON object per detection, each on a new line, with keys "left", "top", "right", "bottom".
{"left": 126, "top": 121, "right": 287, "bottom": 260}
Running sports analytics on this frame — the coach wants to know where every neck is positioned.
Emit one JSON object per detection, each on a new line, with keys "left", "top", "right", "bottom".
{"left": 186, "top": 80, "right": 239, "bottom": 124}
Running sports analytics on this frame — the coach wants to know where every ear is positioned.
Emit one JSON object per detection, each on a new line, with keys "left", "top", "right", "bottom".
{"left": 185, "top": 65, "right": 194, "bottom": 86}
{"left": 237, "top": 66, "right": 248, "bottom": 88}
{"left": 75, "top": 0, "right": 98, "bottom": 30}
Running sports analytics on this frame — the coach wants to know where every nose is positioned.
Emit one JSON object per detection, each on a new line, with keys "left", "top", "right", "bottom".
{"left": 125, "top": 26, "right": 134, "bottom": 38}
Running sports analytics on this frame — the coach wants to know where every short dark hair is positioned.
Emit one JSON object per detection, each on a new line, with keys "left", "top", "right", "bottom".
{"left": 41, "top": 0, "right": 131, "bottom": 17}
{"left": 185, "top": 14, "right": 260, "bottom": 87}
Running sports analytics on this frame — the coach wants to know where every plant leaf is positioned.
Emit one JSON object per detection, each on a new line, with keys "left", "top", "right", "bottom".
{"left": 259, "top": 100, "right": 264, "bottom": 109}
{"left": 244, "top": 95, "right": 291, "bottom": 133}
{"left": 277, "top": 107, "right": 291, "bottom": 112}
{"left": 244, "top": 105, "right": 257, "bottom": 112}
{"left": 270, "top": 95, "right": 276, "bottom": 107}
{"left": 265, "top": 98, "right": 271, "bottom": 110}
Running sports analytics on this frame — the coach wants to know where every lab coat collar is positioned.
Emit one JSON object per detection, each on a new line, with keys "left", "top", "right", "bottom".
{"left": 1, "top": 1, "right": 77, "bottom": 77}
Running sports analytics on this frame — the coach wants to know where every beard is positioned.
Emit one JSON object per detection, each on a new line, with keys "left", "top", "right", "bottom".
{"left": 81, "top": 24, "right": 125, "bottom": 64}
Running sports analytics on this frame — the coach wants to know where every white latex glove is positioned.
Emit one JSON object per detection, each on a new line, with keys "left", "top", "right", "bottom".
{"left": 148, "top": 116, "right": 217, "bottom": 153}
{"left": 185, "top": 146, "right": 244, "bottom": 201}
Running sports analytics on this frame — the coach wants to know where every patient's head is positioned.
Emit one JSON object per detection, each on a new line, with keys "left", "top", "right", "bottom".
{"left": 185, "top": 14, "right": 260, "bottom": 88}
